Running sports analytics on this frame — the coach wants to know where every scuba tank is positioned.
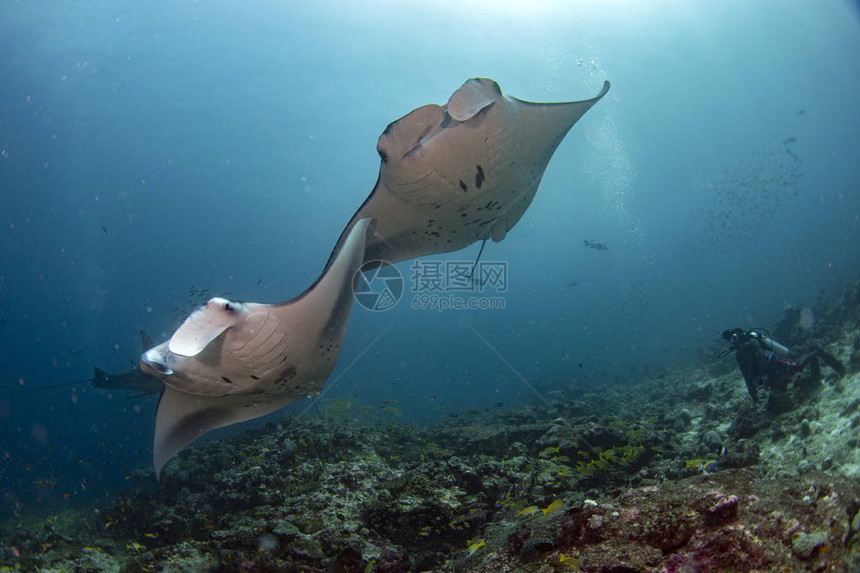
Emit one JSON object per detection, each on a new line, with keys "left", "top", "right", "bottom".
{"left": 749, "top": 330, "right": 790, "bottom": 356}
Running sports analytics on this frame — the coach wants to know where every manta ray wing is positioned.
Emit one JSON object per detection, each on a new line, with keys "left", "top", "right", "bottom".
{"left": 152, "top": 385, "right": 296, "bottom": 479}
{"left": 325, "top": 78, "right": 610, "bottom": 269}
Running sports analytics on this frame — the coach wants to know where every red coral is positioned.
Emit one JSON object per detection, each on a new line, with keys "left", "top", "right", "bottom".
{"left": 703, "top": 494, "right": 739, "bottom": 526}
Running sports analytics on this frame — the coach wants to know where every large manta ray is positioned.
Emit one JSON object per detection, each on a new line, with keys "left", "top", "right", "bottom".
{"left": 326, "top": 78, "right": 610, "bottom": 269}
{"left": 140, "top": 218, "right": 372, "bottom": 477}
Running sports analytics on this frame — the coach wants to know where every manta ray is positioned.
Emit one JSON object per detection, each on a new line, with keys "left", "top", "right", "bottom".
{"left": 325, "top": 78, "right": 610, "bottom": 269}
{"left": 91, "top": 332, "right": 164, "bottom": 395}
{"left": 140, "top": 218, "right": 372, "bottom": 477}
{"left": 28, "top": 331, "right": 163, "bottom": 396}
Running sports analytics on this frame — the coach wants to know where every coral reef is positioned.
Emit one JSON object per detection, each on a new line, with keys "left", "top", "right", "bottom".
{"left": 2, "top": 280, "right": 860, "bottom": 571}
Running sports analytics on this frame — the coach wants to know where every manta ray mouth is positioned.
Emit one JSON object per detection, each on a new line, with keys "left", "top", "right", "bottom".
{"left": 141, "top": 347, "right": 173, "bottom": 376}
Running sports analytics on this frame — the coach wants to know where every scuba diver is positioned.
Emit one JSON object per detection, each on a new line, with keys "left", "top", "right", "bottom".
{"left": 721, "top": 328, "right": 845, "bottom": 407}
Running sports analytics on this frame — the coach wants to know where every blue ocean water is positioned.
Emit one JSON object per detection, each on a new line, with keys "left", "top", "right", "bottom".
{"left": 1, "top": 0, "right": 858, "bottom": 514}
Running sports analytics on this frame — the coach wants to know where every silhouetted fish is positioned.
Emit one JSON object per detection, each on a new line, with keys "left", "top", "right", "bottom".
{"left": 584, "top": 239, "right": 608, "bottom": 251}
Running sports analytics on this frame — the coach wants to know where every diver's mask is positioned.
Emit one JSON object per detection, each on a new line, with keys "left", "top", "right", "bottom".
{"left": 720, "top": 328, "right": 747, "bottom": 356}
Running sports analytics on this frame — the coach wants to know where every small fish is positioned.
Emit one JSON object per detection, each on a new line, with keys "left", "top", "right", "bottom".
{"left": 82, "top": 547, "right": 96, "bottom": 554}
{"left": 702, "top": 460, "right": 719, "bottom": 474}
{"left": 584, "top": 239, "right": 608, "bottom": 251}
{"left": 685, "top": 459, "right": 718, "bottom": 474}
{"left": 143, "top": 533, "right": 158, "bottom": 539}
{"left": 517, "top": 505, "right": 540, "bottom": 517}
{"left": 782, "top": 136, "right": 797, "bottom": 145}
{"left": 101, "top": 226, "right": 110, "bottom": 235}
{"left": 542, "top": 499, "right": 564, "bottom": 515}
{"left": 795, "top": 109, "right": 806, "bottom": 116}
{"left": 552, "top": 455, "right": 571, "bottom": 463}
{"left": 256, "top": 277, "right": 262, "bottom": 286}
{"left": 466, "top": 538, "right": 485, "bottom": 556}
{"left": 540, "top": 446, "right": 560, "bottom": 457}
{"left": 557, "top": 553, "right": 583, "bottom": 569}
{"left": 567, "top": 281, "right": 579, "bottom": 288}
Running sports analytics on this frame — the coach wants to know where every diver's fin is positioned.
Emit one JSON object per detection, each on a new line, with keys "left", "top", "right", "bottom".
{"left": 814, "top": 345, "right": 846, "bottom": 377}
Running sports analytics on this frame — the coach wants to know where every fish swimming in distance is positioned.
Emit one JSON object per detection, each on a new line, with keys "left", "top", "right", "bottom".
{"left": 584, "top": 239, "right": 608, "bottom": 251}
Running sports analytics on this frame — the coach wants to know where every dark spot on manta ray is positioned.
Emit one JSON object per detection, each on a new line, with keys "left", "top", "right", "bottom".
{"left": 475, "top": 165, "right": 485, "bottom": 189}
{"left": 459, "top": 180, "right": 468, "bottom": 192}
{"left": 250, "top": 375, "right": 260, "bottom": 380}
{"left": 221, "top": 376, "right": 234, "bottom": 384}
{"left": 460, "top": 212, "right": 468, "bottom": 218}
{"left": 278, "top": 366, "right": 297, "bottom": 381}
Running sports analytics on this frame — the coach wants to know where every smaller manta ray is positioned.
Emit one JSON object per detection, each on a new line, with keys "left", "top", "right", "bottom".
{"left": 91, "top": 334, "right": 164, "bottom": 396}
{"left": 324, "top": 78, "right": 610, "bottom": 270}
{"left": 584, "top": 239, "right": 608, "bottom": 251}
{"left": 28, "top": 331, "right": 163, "bottom": 396}
{"left": 140, "top": 218, "right": 372, "bottom": 478}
